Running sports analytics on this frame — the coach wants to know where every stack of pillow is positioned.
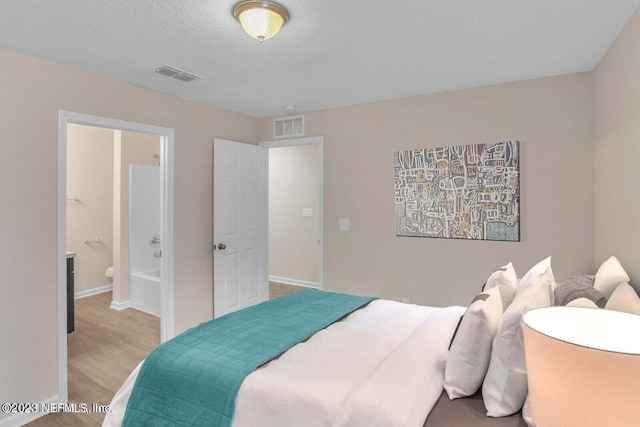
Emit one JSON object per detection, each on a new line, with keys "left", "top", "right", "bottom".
{"left": 444, "top": 256, "right": 555, "bottom": 416}
{"left": 482, "top": 256, "right": 556, "bottom": 417}
{"left": 592, "top": 256, "right": 640, "bottom": 314}
{"left": 443, "top": 262, "right": 516, "bottom": 399}
{"left": 553, "top": 256, "right": 640, "bottom": 314}
{"left": 444, "top": 255, "right": 640, "bottom": 424}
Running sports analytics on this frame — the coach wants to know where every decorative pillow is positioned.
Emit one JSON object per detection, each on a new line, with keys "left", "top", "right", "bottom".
{"left": 483, "top": 259, "right": 555, "bottom": 417}
{"left": 566, "top": 297, "right": 599, "bottom": 308}
{"left": 566, "top": 274, "right": 595, "bottom": 287}
{"left": 444, "top": 286, "right": 503, "bottom": 399}
{"left": 594, "top": 256, "right": 629, "bottom": 298}
{"left": 483, "top": 262, "right": 518, "bottom": 311}
{"left": 555, "top": 276, "right": 606, "bottom": 307}
{"left": 605, "top": 282, "right": 640, "bottom": 315}
{"left": 516, "top": 257, "right": 552, "bottom": 294}
{"left": 631, "top": 282, "right": 640, "bottom": 298}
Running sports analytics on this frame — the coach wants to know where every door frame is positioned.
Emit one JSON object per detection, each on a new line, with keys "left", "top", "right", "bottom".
{"left": 259, "top": 136, "right": 324, "bottom": 290}
{"left": 56, "top": 110, "right": 175, "bottom": 402}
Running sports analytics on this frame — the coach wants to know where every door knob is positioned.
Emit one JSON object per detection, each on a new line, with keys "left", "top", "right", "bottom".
{"left": 217, "top": 243, "right": 227, "bottom": 250}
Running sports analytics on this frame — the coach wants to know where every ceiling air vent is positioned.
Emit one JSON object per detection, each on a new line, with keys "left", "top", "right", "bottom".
{"left": 274, "top": 115, "right": 304, "bottom": 139}
{"left": 155, "top": 64, "right": 202, "bottom": 82}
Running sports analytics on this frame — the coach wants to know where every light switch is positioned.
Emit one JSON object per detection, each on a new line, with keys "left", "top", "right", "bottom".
{"left": 303, "top": 208, "right": 313, "bottom": 217}
{"left": 339, "top": 218, "right": 351, "bottom": 231}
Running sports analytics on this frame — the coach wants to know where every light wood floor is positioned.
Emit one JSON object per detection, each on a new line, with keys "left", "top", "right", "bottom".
{"left": 27, "top": 292, "right": 160, "bottom": 427}
{"left": 269, "top": 281, "right": 306, "bottom": 299}
{"left": 28, "top": 283, "right": 305, "bottom": 426}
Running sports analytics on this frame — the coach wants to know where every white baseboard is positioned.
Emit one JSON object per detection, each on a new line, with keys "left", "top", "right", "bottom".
{"left": 269, "top": 275, "right": 319, "bottom": 289}
{"left": 75, "top": 284, "right": 113, "bottom": 300}
{"left": 0, "top": 394, "right": 59, "bottom": 427}
{"left": 110, "top": 300, "right": 131, "bottom": 311}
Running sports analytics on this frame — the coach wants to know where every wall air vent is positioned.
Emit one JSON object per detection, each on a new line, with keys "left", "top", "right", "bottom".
{"left": 155, "top": 64, "right": 202, "bottom": 82}
{"left": 274, "top": 115, "right": 304, "bottom": 139}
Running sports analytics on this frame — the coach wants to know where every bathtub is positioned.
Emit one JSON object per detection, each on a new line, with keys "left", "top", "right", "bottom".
{"left": 130, "top": 269, "right": 161, "bottom": 317}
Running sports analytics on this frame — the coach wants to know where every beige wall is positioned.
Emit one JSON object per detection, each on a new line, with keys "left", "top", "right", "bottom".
{"left": 112, "top": 130, "right": 160, "bottom": 303}
{"left": 0, "top": 47, "right": 258, "bottom": 412}
{"left": 269, "top": 145, "right": 319, "bottom": 284}
{"left": 261, "top": 73, "right": 595, "bottom": 306}
{"left": 66, "top": 124, "right": 114, "bottom": 293}
{"left": 594, "top": 9, "right": 640, "bottom": 292}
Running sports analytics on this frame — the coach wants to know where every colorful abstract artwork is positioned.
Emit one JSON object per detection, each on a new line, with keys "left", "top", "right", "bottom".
{"left": 394, "top": 141, "right": 520, "bottom": 241}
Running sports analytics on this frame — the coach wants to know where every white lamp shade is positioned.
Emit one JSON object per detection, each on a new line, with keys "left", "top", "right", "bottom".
{"left": 523, "top": 307, "right": 640, "bottom": 427}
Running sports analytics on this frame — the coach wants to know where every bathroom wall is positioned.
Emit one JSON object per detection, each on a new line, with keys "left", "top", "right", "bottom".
{"left": 66, "top": 124, "right": 114, "bottom": 294}
{"left": 112, "top": 131, "right": 160, "bottom": 304}
{"left": 129, "top": 165, "right": 161, "bottom": 274}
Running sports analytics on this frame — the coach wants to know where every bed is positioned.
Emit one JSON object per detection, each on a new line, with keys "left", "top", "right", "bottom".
{"left": 104, "top": 292, "right": 473, "bottom": 426}
{"left": 104, "top": 254, "right": 634, "bottom": 427}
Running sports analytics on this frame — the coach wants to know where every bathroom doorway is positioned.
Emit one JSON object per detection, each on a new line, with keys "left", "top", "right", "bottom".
{"left": 57, "top": 111, "right": 174, "bottom": 405}
{"left": 66, "top": 126, "right": 163, "bottom": 315}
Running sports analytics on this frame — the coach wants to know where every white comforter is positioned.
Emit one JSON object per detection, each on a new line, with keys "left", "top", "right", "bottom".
{"left": 103, "top": 300, "right": 464, "bottom": 427}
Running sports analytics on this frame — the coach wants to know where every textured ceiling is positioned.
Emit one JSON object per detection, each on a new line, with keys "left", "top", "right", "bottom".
{"left": 0, "top": 1, "right": 638, "bottom": 117}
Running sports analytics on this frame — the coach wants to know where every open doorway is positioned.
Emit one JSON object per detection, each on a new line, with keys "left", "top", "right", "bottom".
{"left": 259, "top": 137, "right": 324, "bottom": 298}
{"left": 66, "top": 126, "right": 161, "bottom": 313}
{"left": 56, "top": 111, "right": 174, "bottom": 410}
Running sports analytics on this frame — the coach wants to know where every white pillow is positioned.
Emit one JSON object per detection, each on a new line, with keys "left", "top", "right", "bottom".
{"left": 484, "top": 262, "right": 518, "bottom": 311}
{"left": 516, "top": 256, "right": 552, "bottom": 294}
{"left": 522, "top": 394, "right": 536, "bottom": 427}
{"left": 566, "top": 297, "right": 599, "bottom": 308}
{"left": 483, "top": 259, "right": 555, "bottom": 417}
{"left": 444, "top": 286, "right": 503, "bottom": 399}
{"left": 594, "top": 256, "right": 629, "bottom": 298}
{"left": 605, "top": 282, "right": 640, "bottom": 315}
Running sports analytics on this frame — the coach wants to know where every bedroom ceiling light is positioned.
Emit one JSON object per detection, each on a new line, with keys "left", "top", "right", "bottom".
{"left": 233, "top": 1, "right": 289, "bottom": 42}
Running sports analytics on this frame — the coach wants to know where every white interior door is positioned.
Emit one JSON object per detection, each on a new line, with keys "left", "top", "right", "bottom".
{"left": 213, "top": 139, "right": 268, "bottom": 318}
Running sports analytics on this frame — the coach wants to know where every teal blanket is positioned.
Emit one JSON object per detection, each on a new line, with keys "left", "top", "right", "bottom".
{"left": 122, "top": 290, "right": 376, "bottom": 427}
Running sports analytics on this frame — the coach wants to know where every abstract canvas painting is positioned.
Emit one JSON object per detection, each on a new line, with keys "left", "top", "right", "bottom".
{"left": 394, "top": 141, "right": 519, "bottom": 241}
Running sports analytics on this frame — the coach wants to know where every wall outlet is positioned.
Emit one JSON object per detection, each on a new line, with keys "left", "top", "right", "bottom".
{"left": 339, "top": 218, "right": 350, "bottom": 231}
{"left": 303, "top": 208, "right": 313, "bottom": 217}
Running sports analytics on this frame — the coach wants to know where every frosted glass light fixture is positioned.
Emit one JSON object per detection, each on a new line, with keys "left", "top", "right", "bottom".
{"left": 233, "top": 1, "right": 289, "bottom": 42}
